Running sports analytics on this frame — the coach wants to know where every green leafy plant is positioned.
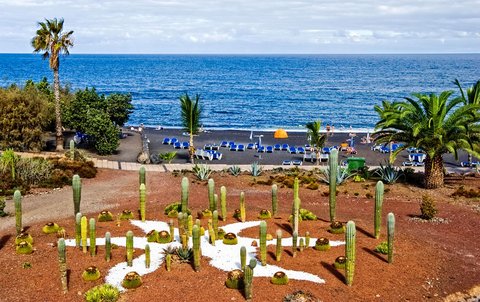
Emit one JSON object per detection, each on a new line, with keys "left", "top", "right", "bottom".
{"left": 374, "top": 162, "right": 404, "bottom": 184}
{"left": 229, "top": 165, "right": 242, "bottom": 176}
{"left": 159, "top": 151, "right": 177, "bottom": 164}
{"left": 192, "top": 164, "right": 212, "bottom": 181}
{"left": 374, "top": 241, "right": 389, "bottom": 254}
{"left": 250, "top": 162, "right": 263, "bottom": 177}
{"left": 420, "top": 194, "right": 438, "bottom": 220}
{"left": 84, "top": 284, "right": 120, "bottom": 302}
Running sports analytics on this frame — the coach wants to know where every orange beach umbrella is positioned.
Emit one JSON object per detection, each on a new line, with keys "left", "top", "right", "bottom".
{"left": 274, "top": 129, "right": 288, "bottom": 139}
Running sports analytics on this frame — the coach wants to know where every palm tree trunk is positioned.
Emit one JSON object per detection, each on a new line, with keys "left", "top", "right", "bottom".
{"left": 424, "top": 154, "right": 444, "bottom": 189}
{"left": 53, "top": 68, "right": 64, "bottom": 151}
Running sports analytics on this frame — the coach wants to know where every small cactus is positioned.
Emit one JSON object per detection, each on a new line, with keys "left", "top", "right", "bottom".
{"left": 105, "top": 232, "right": 111, "bottom": 262}
{"left": 259, "top": 221, "right": 267, "bottom": 266}
{"left": 81, "top": 216, "right": 88, "bottom": 253}
{"left": 72, "top": 175, "right": 81, "bottom": 217}
{"left": 275, "top": 229, "right": 282, "bottom": 261}
{"left": 387, "top": 212, "right": 395, "bottom": 264}
{"left": 374, "top": 181, "right": 384, "bottom": 239}
{"left": 208, "top": 178, "right": 216, "bottom": 212}
{"left": 192, "top": 225, "right": 201, "bottom": 271}
{"left": 89, "top": 218, "right": 96, "bottom": 256}
{"left": 58, "top": 238, "right": 68, "bottom": 293}
{"left": 240, "top": 192, "right": 246, "bottom": 222}
{"left": 145, "top": 244, "right": 151, "bottom": 268}
{"left": 272, "top": 184, "right": 278, "bottom": 216}
{"left": 345, "top": 221, "right": 356, "bottom": 286}
{"left": 139, "top": 165, "right": 146, "bottom": 185}
{"left": 75, "top": 213, "right": 82, "bottom": 249}
{"left": 181, "top": 176, "right": 189, "bottom": 213}
{"left": 126, "top": 231, "right": 134, "bottom": 266}
{"left": 240, "top": 246, "right": 247, "bottom": 270}
{"left": 220, "top": 186, "right": 227, "bottom": 221}
{"left": 139, "top": 183, "right": 146, "bottom": 222}
{"left": 14, "top": 190, "right": 22, "bottom": 235}
{"left": 329, "top": 149, "right": 338, "bottom": 223}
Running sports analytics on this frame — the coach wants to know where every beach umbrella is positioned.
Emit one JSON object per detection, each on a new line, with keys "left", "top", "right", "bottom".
{"left": 274, "top": 129, "right": 288, "bottom": 139}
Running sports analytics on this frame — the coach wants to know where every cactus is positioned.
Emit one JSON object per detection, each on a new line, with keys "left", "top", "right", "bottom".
{"left": 240, "top": 192, "right": 246, "bottom": 222}
{"left": 345, "top": 220, "right": 356, "bottom": 286}
{"left": 72, "top": 174, "right": 81, "bottom": 217}
{"left": 165, "top": 253, "right": 172, "bottom": 271}
{"left": 240, "top": 246, "right": 247, "bottom": 270}
{"left": 387, "top": 212, "right": 395, "bottom": 264}
{"left": 275, "top": 229, "right": 282, "bottom": 261}
{"left": 292, "top": 231, "right": 298, "bottom": 258}
{"left": 259, "top": 221, "right": 267, "bottom": 266}
{"left": 272, "top": 184, "right": 278, "bottom": 216}
{"left": 139, "top": 165, "right": 146, "bottom": 185}
{"left": 181, "top": 176, "right": 189, "bottom": 213}
{"left": 58, "top": 238, "right": 68, "bottom": 293}
{"left": 220, "top": 186, "right": 227, "bottom": 221}
{"left": 208, "top": 178, "right": 215, "bottom": 212}
{"left": 139, "top": 183, "right": 146, "bottom": 222}
{"left": 13, "top": 190, "right": 22, "bottom": 235}
{"left": 374, "top": 181, "right": 385, "bottom": 239}
{"left": 329, "top": 149, "right": 338, "bottom": 223}
{"left": 207, "top": 219, "right": 216, "bottom": 245}
{"left": 145, "top": 244, "right": 151, "bottom": 268}
{"left": 75, "top": 212, "right": 82, "bottom": 248}
{"left": 81, "top": 216, "right": 88, "bottom": 253}
{"left": 169, "top": 219, "right": 175, "bottom": 242}
{"left": 292, "top": 197, "right": 300, "bottom": 236}
{"left": 305, "top": 231, "right": 310, "bottom": 247}
{"left": 105, "top": 232, "right": 111, "bottom": 262}
{"left": 126, "top": 231, "right": 134, "bottom": 266}
{"left": 89, "top": 218, "right": 96, "bottom": 256}
{"left": 192, "top": 225, "right": 201, "bottom": 271}
{"left": 212, "top": 210, "right": 219, "bottom": 237}
{"left": 244, "top": 259, "right": 256, "bottom": 300}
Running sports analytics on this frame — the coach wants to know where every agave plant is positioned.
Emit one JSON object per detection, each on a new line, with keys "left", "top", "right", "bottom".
{"left": 374, "top": 162, "right": 404, "bottom": 184}
{"left": 229, "top": 165, "right": 242, "bottom": 176}
{"left": 318, "top": 167, "right": 353, "bottom": 185}
{"left": 250, "top": 162, "right": 263, "bottom": 177}
{"left": 192, "top": 164, "right": 212, "bottom": 181}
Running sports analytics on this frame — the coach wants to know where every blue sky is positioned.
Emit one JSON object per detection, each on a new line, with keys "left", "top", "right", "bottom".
{"left": 1, "top": 0, "right": 479, "bottom": 54}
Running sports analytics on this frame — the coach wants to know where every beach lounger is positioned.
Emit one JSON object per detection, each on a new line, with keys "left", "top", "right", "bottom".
{"left": 162, "top": 137, "right": 171, "bottom": 145}
{"left": 229, "top": 144, "right": 238, "bottom": 151}
{"left": 281, "top": 144, "right": 289, "bottom": 151}
{"left": 266, "top": 146, "right": 274, "bottom": 153}
{"left": 182, "top": 142, "right": 189, "bottom": 149}
{"left": 274, "top": 144, "right": 281, "bottom": 151}
{"left": 170, "top": 138, "right": 178, "bottom": 145}
{"left": 297, "top": 147, "right": 305, "bottom": 154}
{"left": 247, "top": 143, "right": 256, "bottom": 150}
{"left": 220, "top": 141, "right": 228, "bottom": 148}
{"left": 173, "top": 142, "right": 181, "bottom": 149}
{"left": 257, "top": 146, "right": 265, "bottom": 153}
{"left": 237, "top": 144, "right": 245, "bottom": 151}
{"left": 292, "top": 160, "right": 303, "bottom": 166}
{"left": 282, "top": 160, "right": 292, "bottom": 165}
{"left": 289, "top": 147, "right": 297, "bottom": 154}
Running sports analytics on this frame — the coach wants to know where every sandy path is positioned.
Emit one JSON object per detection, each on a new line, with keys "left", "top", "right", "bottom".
{"left": 0, "top": 169, "right": 139, "bottom": 233}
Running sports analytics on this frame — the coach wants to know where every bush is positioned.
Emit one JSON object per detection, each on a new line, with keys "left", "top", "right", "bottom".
{"left": 84, "top": 284, "right": 120, "bottom": 302}
{"left": 420, "top": 194, "right": 438, "bottom": 220}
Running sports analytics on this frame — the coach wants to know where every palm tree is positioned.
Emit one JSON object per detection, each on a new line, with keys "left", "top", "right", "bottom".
{"left": 31, "top": 18, "right": 74, "bottom": 151}
{"left": 374, "top": 91, "right": 480, "bottom": 188}
{"left": 305, "top": 120, "right": 327, "bottom": 165}
{"left": 180, "top": 93, "right": 202, "bottom": 164}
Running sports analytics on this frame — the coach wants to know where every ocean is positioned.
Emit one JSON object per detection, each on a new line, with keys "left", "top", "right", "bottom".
{"left": 1, "top": 53, "right": 479, "bottom": 132}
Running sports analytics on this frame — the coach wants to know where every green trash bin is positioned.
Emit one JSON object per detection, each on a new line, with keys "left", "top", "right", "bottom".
{"left": 347, "top": 157, "right": 365, "bottom": 171}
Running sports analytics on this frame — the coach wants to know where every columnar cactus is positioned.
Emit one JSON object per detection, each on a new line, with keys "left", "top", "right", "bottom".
{"left": 244, "top": 259, "right": 257, "bottom": 300}
{"left": 275, "top": 229, "right": 282, "bottom": 261}
{"left": 145, "top": 244, "right": 151, "bottom": 268}
{"left": 139, "top": 183, "right": 146, "bottom": 222}
{"left": 305, "top": 231, "right": 310, "bottom": 247}
{"left": 240, "top": 192, "right": 246, "bottom": 223}
{"left": 292, "top": 231, "right": 298, "bottom": 258}
{"left": 259, "top": 221, "right": 267, "bottom": 266}
{"left": 387, "top": 212, "right": 395, "bottom": 264}
{"left": 192, "top": 225, "right": 201, "bottom": 271}
{"left": 72, "top": 174, "right": 81, "bottom": 217}
{"left": 213, "top": 210, "right": 219, "bottom": 237}
{"left": 208, "top": 178, "right": 215, "bottom": 212}
{"left": 75, "top": 212, "right": 82, "bottom": 249}
{"left": 292, "top": 197, "right": 300, "bottom": 236}
{"left": 139, "top": 165, "right": 146, "bottom": 185}
{"left": 345, "top": 220, "right": 356, "bottom": 286}
{"left": 14, "top": 190, "right": 22, "bottom": 235}
{"left": 329, "top": 149, "right": 338, "bottom": 223}
{"left": 220, "top": 186, "right": 227, "bottom": 221}
{"left": 58, "top": 238, "right": 68, "bottom": 294}
{"left": 89, "top": 218, "right": 96, "bottom": 257}
{"left": 181, "top": 177, "right": 189, "bottom": 213}
{"left": 374, "top": 181, "right": 385, "bottom": 239}
{"left": 126, "top": 231, "right": 134, "bottom": 266}
{"left": 81, "top": 216, "right": 88, "bottom": 253}
{"left": 272, "top": 184, "right": 278, "bottom": 216}
{"left": 105, "top": 232, "right": 111, "bottom": 262}
{"left": 240, "top": 246, "right": 246, "bottom": 270}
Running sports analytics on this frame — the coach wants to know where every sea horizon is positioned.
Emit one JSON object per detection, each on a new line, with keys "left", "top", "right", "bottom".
{"left": 1, "top": 53, "right": 479, "bottom": 132}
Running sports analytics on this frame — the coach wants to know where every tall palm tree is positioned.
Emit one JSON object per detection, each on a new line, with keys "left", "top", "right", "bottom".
{"left": 305, "top": 120, "right": 327, "bottom": 165}
{"left": 180, "top": 93, "right": 202, "bottom": 164}
{"left": 374, "top": 91, "right": 480, "bottom": 188}
{"left": 32, "top": 18, "right": 74, "bottom": 151}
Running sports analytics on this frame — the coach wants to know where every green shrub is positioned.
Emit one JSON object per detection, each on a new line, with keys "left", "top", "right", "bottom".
{"left": 420, "top": 194, "right": 438, "bottom": 220}
{"left": 374, "top": 241, "right": 388, "bottom": 254}
{"left": 84, "top": 284, "right": 120, "bottom": 302}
